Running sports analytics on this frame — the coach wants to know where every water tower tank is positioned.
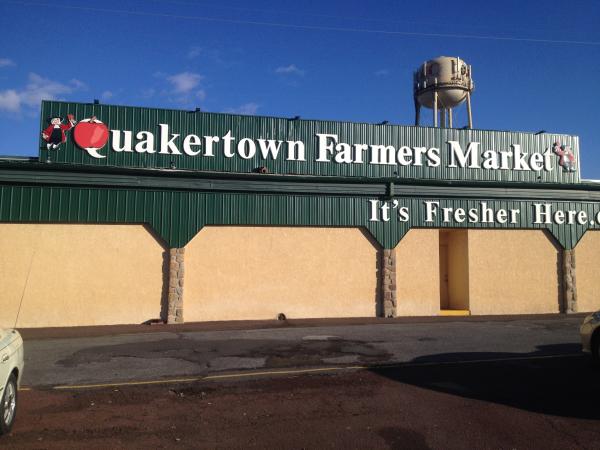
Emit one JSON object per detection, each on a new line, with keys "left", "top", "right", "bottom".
{"left": 413, "top": 56, "right": 475, "bottom": 128}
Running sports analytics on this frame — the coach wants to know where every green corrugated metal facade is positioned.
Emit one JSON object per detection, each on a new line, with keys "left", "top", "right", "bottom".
{"left": 1, "top": 178, "right": 598, "bottom": 250}
{"left": 0, "top": 101, "right": 597, "bottom": 250}
{"left": 41, "top": 101, "right": 579, "bottom": 184}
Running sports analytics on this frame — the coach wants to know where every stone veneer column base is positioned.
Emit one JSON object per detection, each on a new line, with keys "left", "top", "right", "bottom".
{"left": 167, "top": 247, "right": 185, "bottom": 323}
{"left": 382, "top": 248, "right": 397, "bottom": 318}
{"left": 563, "top": 248, "right": 577, "bottom": 314}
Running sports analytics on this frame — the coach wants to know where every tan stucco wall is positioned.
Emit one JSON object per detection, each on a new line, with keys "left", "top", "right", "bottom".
{"left": 574, "top": 231, "right": 600, "bottom": 313}
{"left": 395, "top": 229, "right": 440, "bottom": 316}
{"left": 447, "top": 231, "right": 470, "bottom": 310}
{"left": 468, "top": 230, "right": 560, "bottom": 315}
{"left": 184, "top": 227, "right": 379, "bottom": 321}
{"left": 0, "top": 224, "right": 165, "bottom": 328}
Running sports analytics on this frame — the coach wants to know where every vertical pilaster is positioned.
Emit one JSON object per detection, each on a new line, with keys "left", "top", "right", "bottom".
{"left": 563, "top": 248, "right": 577, "bottom": 313}
{"left": 382, "top": 248, "right": 397, "bottom": 318}
{"left": 168, "top": 247, "right": 185, "bottom": 323}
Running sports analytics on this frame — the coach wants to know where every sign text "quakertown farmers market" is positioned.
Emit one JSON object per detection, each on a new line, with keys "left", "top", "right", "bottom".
{"left": 98, "top": 125, "right": 557, "bottom": 173}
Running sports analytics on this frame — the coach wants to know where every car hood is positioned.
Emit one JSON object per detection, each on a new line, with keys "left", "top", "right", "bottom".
{"left": 0, "top": 327, "right": 20, "bottom": 351}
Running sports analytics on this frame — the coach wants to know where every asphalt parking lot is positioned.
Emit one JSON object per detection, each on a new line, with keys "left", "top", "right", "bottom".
{"left": 3, "top": 315, "right": 599, "bottom": 449}
{"left": 19, "top": 315, "right": 586, "bottom": 388}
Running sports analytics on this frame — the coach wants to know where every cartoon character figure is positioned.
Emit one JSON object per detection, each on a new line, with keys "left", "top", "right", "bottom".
{"left": 42, "top": 114, "right": 77, "bottom": 150}
{"left": 553, "top": 141, "right": 576, "bottom": 172}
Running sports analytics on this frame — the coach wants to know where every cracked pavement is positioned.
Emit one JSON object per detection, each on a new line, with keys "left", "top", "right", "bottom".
{"left": 21, "top": 316, "right": 584, "bottom": 387}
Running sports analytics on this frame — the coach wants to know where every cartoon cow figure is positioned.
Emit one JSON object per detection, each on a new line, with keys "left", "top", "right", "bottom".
{"left": 553, "top": 141, "right": 576, "bottom": 172}
{"left": 42, "top": 114, "right": 77, "bottom": 150}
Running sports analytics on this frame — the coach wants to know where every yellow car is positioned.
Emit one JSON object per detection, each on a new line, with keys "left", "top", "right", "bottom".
{"left": 0, "top": 328, "right": 24, "bottom": 435}
{"left": 581, "top": 311, "right": 600, "bottom": 363}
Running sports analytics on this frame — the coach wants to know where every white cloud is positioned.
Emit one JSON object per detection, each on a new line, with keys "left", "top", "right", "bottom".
{"left": 225, "top": 102, "right": 259, "bottom": 115}
{"left": 186, "top": 46, "right": 233, "bottom": 66}
{"left": 20, "top": 74, "right": 79, "bottom": 107}
{"left": 156, "top": 71, "right": 207, "bottom": 106}
{"left": 101, "top": 90, "right": 113, "bottom": 100}
{"left": 375, "top": 69, "right": 390, "bottom": 76}
{"left": 141, "top": 88, "right": 156, "bottom": 99}
{"left": 167, "top": 71, "right": 203, "bottom": 94}
{"left": 69, "top": 78, "right": 87, "bottom": 90}
{"left": 0, "top": 90, "right": 21, "bottom": 112}
{"left": 0, "top": 73, "right": 86, "bottom": 113}
{"left": 187, "top": 46, "right": 202, "bottom": 59}
{"left": 275, "top": 64, "right": 305, "bottom": 76}
{"left": 0, "top": 58, "right": 15, "bottom": 68}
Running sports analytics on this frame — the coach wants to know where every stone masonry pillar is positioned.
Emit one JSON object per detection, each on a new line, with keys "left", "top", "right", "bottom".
{"left": 382, "top": 248, "right": 397, "bottom": 318}
{"left": 167, "top": 247, "right": 185, "bottom": 323}
{"left": 563, "top": 248, "right": 577, "bottom": 314}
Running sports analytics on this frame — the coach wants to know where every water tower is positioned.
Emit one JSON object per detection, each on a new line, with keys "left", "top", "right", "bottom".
{"left": 413, "top": 56, "right": 474, "bottom": 128}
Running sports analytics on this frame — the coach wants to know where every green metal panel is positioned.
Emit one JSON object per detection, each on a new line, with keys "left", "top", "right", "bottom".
{"left": 6, "top": 163, "right": 600, "bottom": 200}
{"left": 1, "top": 183, "right": 599, "bottom": 249}
{"left": 40, "top": 101, "right": 580, "bottom": 184}
{"left": 9, "top": 101, "right": 595, "bottom": 251}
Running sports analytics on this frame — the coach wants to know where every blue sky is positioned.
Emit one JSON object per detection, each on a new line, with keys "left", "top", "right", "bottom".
{"left": 1, "top": 0, "right": 600, "bottom": 178}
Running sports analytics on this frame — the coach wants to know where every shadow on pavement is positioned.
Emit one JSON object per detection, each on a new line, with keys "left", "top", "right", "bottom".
{"left": 369, "top": 344, "right": 600, "bottom": 420}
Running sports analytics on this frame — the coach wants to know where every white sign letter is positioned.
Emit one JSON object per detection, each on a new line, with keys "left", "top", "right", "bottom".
{"left": 183, "top": 134, "right": 202, "bottom": 156}
{"left": 158, "top": 124, "right": 181, "bottom": 155}
{"left": 316, "top": 133, "right": 337, "bottom": 162}
{"left": 448, "top": 141, "right": 480, "bottom": 168}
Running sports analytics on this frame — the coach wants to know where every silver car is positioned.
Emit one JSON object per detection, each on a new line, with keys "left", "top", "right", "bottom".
{"left": 0, "top": 328, "right": 24, "bottom": 435}
{"left": 581, "top": 311, "right": 600, "bottom": 363}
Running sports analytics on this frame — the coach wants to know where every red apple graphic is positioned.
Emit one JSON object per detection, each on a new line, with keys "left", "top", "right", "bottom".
{"left": 74, "top": 117, "right": 109, "bottom": 158}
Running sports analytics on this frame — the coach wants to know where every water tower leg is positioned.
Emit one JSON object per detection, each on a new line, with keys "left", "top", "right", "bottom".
{"left": 448, "top": 109, "right": 453, "bottom": 128}
{"left": 414, "top": 98, "right": 420, "bottom": 126}
{"left": 440, "top": 109, "right": 446, "bottom": 128}
{"left": 466, "top": 91, "right": 473, "bottom": 129}
{"left": 433, "top": 91, "right": 438, "bottom": 127}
